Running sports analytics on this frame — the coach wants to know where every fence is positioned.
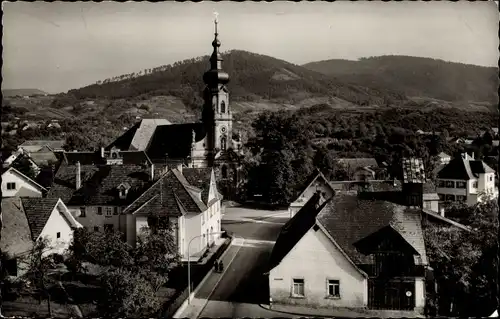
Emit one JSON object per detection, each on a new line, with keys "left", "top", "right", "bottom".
{"left": 159, "top": 236, "right": 233, "bottom": 318}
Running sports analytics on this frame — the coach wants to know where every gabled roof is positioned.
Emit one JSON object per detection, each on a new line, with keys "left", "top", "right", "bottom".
{"left": 48, "top": 162, "right": 153, "bottom": 206}
{"left": 293, "top": 170, "right": 336, "bottom": 202}
{"left": 2, "top": 167, "right": 48, "bottom": 192}
{"left": 20, "top": 140, "right": 65, "bottom": 153}
{"left": 21, "top": 198, "right": 60, "bottom": 240}
{"left": 437, "top": 157, "right": 493, "bottom": 180}
{"left": 0, "top": 198, "right": 34, "bottom": 256}
{"left": 130, "top": 119, "right": 172, "bottom": 151}
{"left": 268, "top": 192, "right": 328, "bottom": 271}
{"left": 335, "top": 158, "right": 379, "bottom": 170}
{"left": 182, "top": 168, "right": 214, "bottom": 204}
{"left": 316, "top": 193, "right": 428, "bottom": 265}
{"left": 122, "top": 168, "right": 207, "bottom": 216}
{"left": 25, "top": 151, "right": 58, "bottom": 167}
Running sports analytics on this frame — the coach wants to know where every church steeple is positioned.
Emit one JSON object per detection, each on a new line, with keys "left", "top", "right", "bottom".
{"left": 203, "top": 14, "right": 229, "bottom": 87}
{"left": 202, "top": 13, "right": 233, "bottom": 159}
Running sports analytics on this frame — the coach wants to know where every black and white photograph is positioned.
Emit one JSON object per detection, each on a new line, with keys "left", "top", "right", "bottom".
{"left": 1, "top": 1, "right": 499, "bottom": 318}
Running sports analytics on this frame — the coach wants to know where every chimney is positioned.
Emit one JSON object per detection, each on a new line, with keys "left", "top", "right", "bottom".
{"left": 150, "top": 163, "right": 155, "bottom": 181}
{"left": 101, "top": 147, "right": 105, "bottom": 158}
{"left": 176, "top": 162, "right": 183, "bottom": 174}
{"left": 76, "top": 161, "right": 81, "bottom": 189}
{"left": 439, "top": 207, "right": 445, "bottom": 217}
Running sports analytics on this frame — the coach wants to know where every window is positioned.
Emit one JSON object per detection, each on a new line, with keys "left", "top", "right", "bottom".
{"left": 438, "top": 193, "right": 445, "bottom": 201}
{"left": 490, "top": 175, "right": 493, "bottom": 182}
{"left": 424, "top": 201, "right": 432, "bottom": 209}
{"left": 221, "top": 101, "right": 226, "bottom": 113}
{"left": 457, "top": 195, "right": 466, "bottom": 202}
{"left": 106, "top": 207, "right": 113, "bottom": 216}
{"left": 94, "top": 226, "right": 99, "bottom": 232}
{"left": 6, "top": 182, "right": 16, "bottom": 190}
{"left": 113, "top": 207, "right": 119, "bottom": 215}
{"left": 437, "top": 180, "right": 445, "bottom": 188}
{"left": 456, "top": 181, "right": 466, "bottom": 189}
{"left": 221, "top": 165, "right": 227, "bottom": 178}
{"left": 473, "top": 181, "right": 478, "bottom": 188}
{"left": 104, "top": 224, "right": 114, "bottom": 232}
{"left": 327, "top": 279, "right": 340, "bottom": 298}
{"left": 292, "top": 278, "right": 305, "bottom": 297}
{"left": 5, "top": 258, "right": 17, "bottom": 276}
{"left": 56, "top": 232, "right": 61, "bottom": 239}
{"left": 80, "top": 206, "right": 86, "bottom": 217}
{"left": 119, "top": 189, "right": 126, "bottom": 198}
{"left": 445, "top": 181, "right": 455, "bottom": 188}
{"left": 221, "top": 136, "right": 227, "bottom": 150}
{"left": 445, "top": 194, "right": 455, "bottom": 201}
{"left": 97, "top": 207, "right": 103, "bottom": 215}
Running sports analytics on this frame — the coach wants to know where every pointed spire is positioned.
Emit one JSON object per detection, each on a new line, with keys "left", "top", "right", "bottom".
{"left": 203, "top": 12, "right": 229, "bottom": 86}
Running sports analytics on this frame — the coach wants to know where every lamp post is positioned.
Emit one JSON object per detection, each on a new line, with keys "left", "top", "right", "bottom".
{"left": 187, "top": 231, "right": 226, "bottom": 304}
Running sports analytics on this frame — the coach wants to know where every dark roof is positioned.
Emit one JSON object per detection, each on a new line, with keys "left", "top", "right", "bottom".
{"left": 21, "top": 198, "right": 60, "bottom": 240}
{"left": 437, "top": 157, "right": 493, "bottom": 180}
{"left": 268, "top": 192, "right": 329, "bottom": 271}
{"left": 63, "top": 150, "right": 152, "bottom": 166}
{"left": 402, "top": 158, "right": 426, "bottom": 183}
{"left": 48, "top": 162, "right": 154, "bottom": 206}
{"left": 182, "top": 168, "right": 213, "bottom": 204}
{"left": 122, "top": 168, "right": 207, "bottom": 215}
{"left": 329, "top": 180, "right": 402, "bottom": 193}
{"left": 21, "top": 140, "right": 65, "bottom": 151}
{"left": 26, "top": 151, "right": 59, "bottom": 167}
{"left": 106, "top": 122, "right": 141, "bottom": 151}
{"left": 147, "top": 123, "right": 206, "bottom": 161}
{"left": 317, "top": 194, "right": 427, "bottom": 265}
{"left": 335, "top": 158, "right": 379, "bottom": 170}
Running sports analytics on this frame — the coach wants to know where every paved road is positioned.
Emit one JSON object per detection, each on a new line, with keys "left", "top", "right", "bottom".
{"left": 195, "top": 206, "right": 290, "bottom": 318}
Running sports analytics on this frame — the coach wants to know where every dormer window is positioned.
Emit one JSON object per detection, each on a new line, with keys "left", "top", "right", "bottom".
{"left": 117, "top": 182, "right": 131, "bottom": 199}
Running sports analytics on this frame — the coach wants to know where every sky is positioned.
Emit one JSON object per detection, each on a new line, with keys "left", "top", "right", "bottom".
{"left": 2, "top": 1, "right": 499, "bottom": 94}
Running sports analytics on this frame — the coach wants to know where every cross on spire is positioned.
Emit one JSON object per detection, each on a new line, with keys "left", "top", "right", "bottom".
{"left": 213, "top": 11, "right": 219, "bottom": 35}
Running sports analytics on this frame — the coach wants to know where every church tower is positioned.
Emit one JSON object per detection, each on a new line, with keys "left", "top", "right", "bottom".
{"left": 202, "top": 16, "right": 233, "bottom": 160}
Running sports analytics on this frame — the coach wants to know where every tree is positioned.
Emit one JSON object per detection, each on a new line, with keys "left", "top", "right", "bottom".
{"left": 97, "top": 267, "right": 163, "bottom": 318}
{"left": 21, "top": 238, "right": 57, "bottom": 316}
{"left": 12, "top": 155, "right": 37, "bottom": 180}
{"left": 423, "top": 199, "right": 499, "bottom": 316}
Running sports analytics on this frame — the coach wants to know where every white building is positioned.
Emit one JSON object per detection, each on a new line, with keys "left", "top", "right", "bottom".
{"left": 0, "top": 197, "right": 82, "bottom": 276}
{"left": 1, "top": 167, "right": 47, "bottom": 198}
{"left": 436, "top": 153, "right": 497, "bottom": 206}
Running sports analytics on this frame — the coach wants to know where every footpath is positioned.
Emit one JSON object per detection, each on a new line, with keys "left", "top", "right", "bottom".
{"left": 260, "top": 303, "right": 426, "bottom": 318}
{"left": 174, "top": 237, "right": 244, "bottom": 319}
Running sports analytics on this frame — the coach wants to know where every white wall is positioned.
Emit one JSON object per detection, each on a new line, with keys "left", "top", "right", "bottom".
{"left": 415, "top": 278, "right": 425, "bottom": 314}
{"left": 39, "top": 205, "right": 75, "bottom": 256}
{"left": 70, "top": 205, "right": 121, "bottom": 233}
{"left": 270, "top": 226, "right": 367, "bottom": 308}
{"left": 1, "top": 170, "right": 43, "bottom": 198}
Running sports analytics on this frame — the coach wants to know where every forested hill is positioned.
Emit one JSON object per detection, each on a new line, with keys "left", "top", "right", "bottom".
{"left": 64, "top": 50, "right": 407, "bottom": 111}
{"left": 302, "top": 55, "right": 499, "bottom": 104}
{"left": 2, "top": 89, "right": 48, "bottom": 97}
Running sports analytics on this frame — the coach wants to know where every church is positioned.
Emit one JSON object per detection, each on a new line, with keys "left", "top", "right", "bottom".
{"left": 106, "top": 18, "right": 243, "bottom": 199}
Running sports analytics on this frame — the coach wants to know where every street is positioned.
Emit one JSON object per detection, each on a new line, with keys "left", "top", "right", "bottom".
{"left": 181, "top": 205, "right": 301, "bottom": 318}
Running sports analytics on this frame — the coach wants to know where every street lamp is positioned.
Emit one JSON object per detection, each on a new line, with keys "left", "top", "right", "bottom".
{"left": 187, "top": 231, "right": 226, "bottom": 304}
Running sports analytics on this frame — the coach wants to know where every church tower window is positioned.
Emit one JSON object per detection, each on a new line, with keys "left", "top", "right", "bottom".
{"left": 221, "top": 165, "right": 228, "bottom": 178}
{"left": 221, "top": 136, "right": 227, "bottom": 150}
{"left": 221, "top": 101, "right": 226, "bottom": 113}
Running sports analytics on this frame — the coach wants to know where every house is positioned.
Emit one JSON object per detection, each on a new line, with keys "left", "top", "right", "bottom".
{"left": 288, "top": 170, "right": 336, "bottom": 217}
{"left": 47, "top": 149, "right": 222, "bottom": 260}
{"left": 1, "top": 167, "right": 47, "bottom": 198}
{"left": 0, "top": 197, "right": 82, "bottom": 276}
{"left": 19, "top": 140, "right": 65, "bottom": 153}
{"left": 334, "top": 158, "right": 381, "bottom": 181}
{"left": 268, "top": 192, "right": 428, "bottom": 314}
{"left": 436, "top": 153, "right": 498, "bottom": 206}
{"left": 122, "top": 166, "right": 222, "bottom": 259}
{"left": 437, "top": 152, "right": 451, "bottom": 165}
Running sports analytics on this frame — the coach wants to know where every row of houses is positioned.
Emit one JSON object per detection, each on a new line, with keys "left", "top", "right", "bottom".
{"left": 270, "top": 158, "right": 473, "bottom": 315}
{"left": 1, "top": 144, "right": 224, "bottom": 276}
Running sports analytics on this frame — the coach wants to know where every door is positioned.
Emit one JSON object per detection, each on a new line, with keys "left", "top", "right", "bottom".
{"left": 369, "top": 279, "right": 415, "bottom": 310}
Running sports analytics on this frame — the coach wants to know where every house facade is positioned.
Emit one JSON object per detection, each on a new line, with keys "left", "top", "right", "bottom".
{"left": 436, "top": 153, "right": 497, "bottom": 206}
{"left": 0, "top": 197, "right": 82, "bottom": 276}
{"left": 1, "top": 167, "right": 47, "bottom": 198}
{"left": 288, "top": 170, "right": 335, "bottom": 217}
{"left": 269, "top": 193, "right": 428, "bottom": 314}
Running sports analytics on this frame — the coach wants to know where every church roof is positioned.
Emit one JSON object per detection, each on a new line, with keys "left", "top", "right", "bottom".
{"left": 147, "top": 123, "right": 206, "bottom": 162}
